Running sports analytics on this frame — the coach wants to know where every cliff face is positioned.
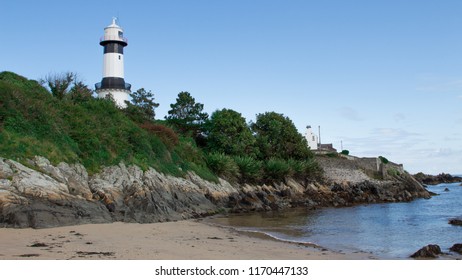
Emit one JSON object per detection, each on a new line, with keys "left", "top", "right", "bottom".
{"left": 0, "top": 156, "right": 430, "bottom": 228}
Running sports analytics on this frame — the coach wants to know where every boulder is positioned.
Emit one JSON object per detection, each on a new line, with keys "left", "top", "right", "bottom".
{"left": 449, "top": 244, "right": 462, "bottom": 254}
{"left": 31, "top": 156, "right": 92, "bottom": 199}
{"left": 410, "top": 244, "right": 442, "bottom": 259}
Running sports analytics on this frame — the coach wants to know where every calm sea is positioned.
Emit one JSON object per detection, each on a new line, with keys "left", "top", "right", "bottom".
{"left": 211, "top": 182, "right": 462, "bottom": 259}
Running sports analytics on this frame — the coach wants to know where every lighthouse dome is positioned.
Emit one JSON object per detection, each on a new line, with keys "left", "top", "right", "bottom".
{"left": 100, "top": 18, "right": 127, "bottom": 46}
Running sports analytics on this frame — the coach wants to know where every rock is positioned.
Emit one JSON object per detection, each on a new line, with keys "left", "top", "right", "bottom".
{"left": 6, "top": 159, "right": 70, "bottom": 198}
{"left": 449, "top": 219, "right": 462, "bottom": 226}
{"left": 0, "top": 158, "right": 14, "bottom": 179}
{"left": 410, "top": 244, "right": 442, "bottom": 259}
{"left": 0, "top": 156, "right": 433, "bottom": 228}
{"left": 413, "top": 172, "right": 462, "bottom": 185}
{"left": 31, "top": 156, "right": 92, "bottom": 199}
{"left": 450, "top": 244, "right": 462, "bottom": 254}
{"left": 444, "top": 188, "right": 450, "bottom": 192}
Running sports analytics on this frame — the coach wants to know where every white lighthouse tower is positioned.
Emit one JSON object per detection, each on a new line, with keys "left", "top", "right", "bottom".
{"left": 95, "top": 18, "right": 131, "bottom": 107}
{"left": 305, "top": 125, "right": 319, "bottom": 150}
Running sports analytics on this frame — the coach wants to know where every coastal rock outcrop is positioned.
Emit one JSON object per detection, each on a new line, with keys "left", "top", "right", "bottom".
{"left": 413, "top": 172, "right": 462, "bottom": 185}
{"left": 0, "top": 156, "right": 431, "bottom": 228}
{"left": 450, "top": 244, "right": 462, "bottom": 254}
{"left": 410, "top": 244, "right": 442, "bottom": 259}
{"left": 449, "top": 219, "right": 462, "bottom": 226}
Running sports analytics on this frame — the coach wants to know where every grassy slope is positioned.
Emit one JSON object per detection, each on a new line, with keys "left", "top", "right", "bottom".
{"left": 0, "top": 71, "right": 216, "bottom": 180}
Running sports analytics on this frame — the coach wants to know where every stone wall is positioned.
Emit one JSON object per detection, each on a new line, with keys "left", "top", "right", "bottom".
{"left": 354, "top": 157, "right": 380, "bottom": 174}
{"left": 316, "top": 155, "right": 406, "bottom": 182}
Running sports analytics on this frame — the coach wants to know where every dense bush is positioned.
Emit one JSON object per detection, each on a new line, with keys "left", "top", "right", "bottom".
{"left": 233, "top": 156, "right": 263, "bottom": 183}
{"left": 251, "top": 112, "right": 313, "bottom": 160}
{"left": 379, "top": 156, "right": 389, "bottom": 164}
{"left": 263, "top": 158, "right": 291, "bottom": 183}
{"left": 205, "top": 152, "right": 240, "bottom": 182}
{"left": 139, "top": 122, "right": 179, "bottom": 150}
{"left": 205, "top": 109, "right": 256, "bottom": 156}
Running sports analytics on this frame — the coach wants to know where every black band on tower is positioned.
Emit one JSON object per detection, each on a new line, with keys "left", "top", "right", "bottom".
{"left": 104, "top": 43, "right": 124, "bottom": 54}
{"left": 100, "top": 77, "right": 130, "bottom": 90}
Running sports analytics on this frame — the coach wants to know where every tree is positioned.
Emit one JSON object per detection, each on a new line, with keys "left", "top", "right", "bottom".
{"left": 40, "top": 72, "right": 76, "bottom": 100}
{"left": 205, "top": 109, "right": 256, "bottom": 156}
{"left": 126, "top": 88, "right": 159, "bottom": 122}
{"left": 251, "top": 111, "right": 312, "bottom": 160}
{"left": 68, "top": 81, "right": 93, "bottom": 103}
{"left": 166, "top": 91, "right": 208, "bottom": 137}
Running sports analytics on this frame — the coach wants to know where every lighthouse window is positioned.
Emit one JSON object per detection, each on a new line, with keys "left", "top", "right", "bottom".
{"left": 118, "top": 31, "right": 123, "bottom": 38}
{"left": 118, "top": 55, "right": 121, "bottom": 60}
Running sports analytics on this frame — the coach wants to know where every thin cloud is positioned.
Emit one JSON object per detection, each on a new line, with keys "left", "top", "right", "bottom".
{"left": 338, "top": 107, "right": 364, "bottom": 121}
{"left": 416, "top": 76, "right": 462, "bottom": 93}
{"left": 393, "top": 113, "right": 406, "bottom": 122}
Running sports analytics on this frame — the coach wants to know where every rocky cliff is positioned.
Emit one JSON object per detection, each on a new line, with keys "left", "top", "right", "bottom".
{"left": 0, "top": 156, "right": 430, "bottom": 228}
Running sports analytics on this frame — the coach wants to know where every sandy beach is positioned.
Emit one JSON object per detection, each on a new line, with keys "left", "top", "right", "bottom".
{"left": 0, "top": 219, "right": 374, "bottom": 260}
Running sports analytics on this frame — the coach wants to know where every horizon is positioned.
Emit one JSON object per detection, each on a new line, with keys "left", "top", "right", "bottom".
{"left": 1, "top": 0, "right": 461, "bottom": 174}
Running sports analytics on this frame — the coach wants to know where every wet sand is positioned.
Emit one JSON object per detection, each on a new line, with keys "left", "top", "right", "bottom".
{"left": 0, "top": 220, "right": 374, "bottom": 260}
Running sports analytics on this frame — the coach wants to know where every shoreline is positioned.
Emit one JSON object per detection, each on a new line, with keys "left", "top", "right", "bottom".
{"left": 0, "top": 219, "right": 376, "bottom": 260}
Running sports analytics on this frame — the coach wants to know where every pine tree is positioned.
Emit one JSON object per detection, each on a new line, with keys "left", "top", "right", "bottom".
{"left": 166, "top": 91, "right": 208, "bottom": 137}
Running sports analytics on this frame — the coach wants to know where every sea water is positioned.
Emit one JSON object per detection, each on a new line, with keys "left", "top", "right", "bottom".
{"left": 212, "top": 183, "right": 462, "bottom": 259}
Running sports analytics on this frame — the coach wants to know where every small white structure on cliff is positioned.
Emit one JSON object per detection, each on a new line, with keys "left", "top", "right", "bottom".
{"left": 305, "top": 125, "right": 318, "bottom": 150}
{"left": 95, "top": 18, "right": 131, "bottom": 108}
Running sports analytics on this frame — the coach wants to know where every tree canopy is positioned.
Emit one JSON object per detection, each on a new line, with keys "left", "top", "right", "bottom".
{"left": 166, "top": 91, "right": 208, "bottom": 137}
{"left": 40, "top": 72, "right": 76, "bottom": 100}
{"left": 125, "top": 88, "right": 159, "bottom": 122}
{"left": 251, "top": 111, "right": 312, "bottom": 160}
{"left": 205, "top": 109, "right": 256, "bottom": 156}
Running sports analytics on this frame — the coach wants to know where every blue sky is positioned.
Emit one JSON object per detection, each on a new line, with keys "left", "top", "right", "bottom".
{"left": 2, "top": 0, "right": 461, "bottom": 174}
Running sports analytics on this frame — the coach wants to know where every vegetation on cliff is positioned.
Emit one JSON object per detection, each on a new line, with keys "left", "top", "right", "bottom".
{"left": 0, "top": 71, "right": 321, "bottom": 183}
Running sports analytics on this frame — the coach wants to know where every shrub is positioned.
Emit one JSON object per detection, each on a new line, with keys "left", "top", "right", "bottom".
{"left": 326, "top": 152, "right": 339, "bottom": 158}
{"left": 233, "top": 156, "right": 262, "bottom": 183}
{"left": 140, "top": 122, "right": 179, "bottom": 150}
{"left": 379, "top": 156, "right": 389, "bottom": 164}
{"left": 341, "top": 150, "right": 349, "bottom": 155}
{"left": 264, "top": 158, "right": 291, "bottom": 183}
{"left": 387, "top": 168, "right": 401, "bottom": 177}
{"left": 300, "top": 158, "right": 323, "bottom": 182}
{"left": 288, "top": 158, "right": 323, "bottom": 183}
{"left": 205, "top": 152, "right": 240, "bottom": 182}
{"left": 184, "top": 162, "right": 219, "bottom": 183}
{"left": 287, "top": 159, "right": 303, "bottom": 176}
{"left": 174, "top": 137, "right": 205, "bottom": 165}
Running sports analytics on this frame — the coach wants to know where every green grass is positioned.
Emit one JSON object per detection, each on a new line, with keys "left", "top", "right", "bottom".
{"left": 0, "top": 71, "right": 213, "bottom": 179}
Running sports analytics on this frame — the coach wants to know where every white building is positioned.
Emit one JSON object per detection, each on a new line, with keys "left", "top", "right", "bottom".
{"left": 305, "top": 125, "right": 318, "bottom": 150}
{"left": 95, "top": 18, "right": 131, "bottom": 107}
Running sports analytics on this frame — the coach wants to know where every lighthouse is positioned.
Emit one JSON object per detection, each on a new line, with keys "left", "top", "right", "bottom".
{"left": 95, "top": 18, "right": 131, "bottom": 107}
{"left": 305, "top": 125, "right": 319, "bottom": 150}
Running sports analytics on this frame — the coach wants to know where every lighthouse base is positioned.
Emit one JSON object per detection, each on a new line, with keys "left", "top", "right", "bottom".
{"left": 96, "top": 89, "right": 131, "bottom": 108}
